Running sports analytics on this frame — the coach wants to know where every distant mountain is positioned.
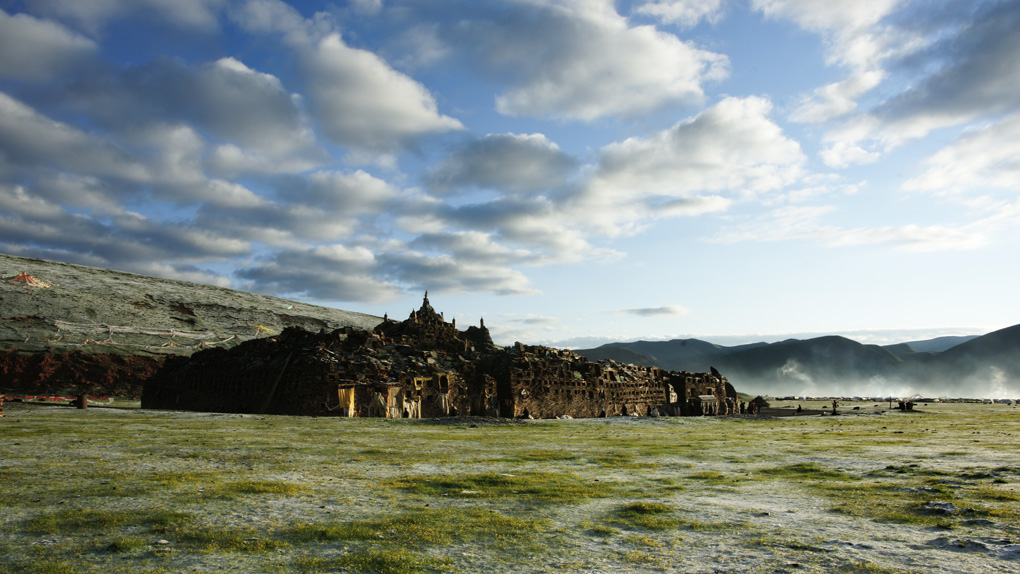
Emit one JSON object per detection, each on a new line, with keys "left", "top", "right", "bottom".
{"left": 904, "top": 324, "right": 1020, "bottom": 386}
{"left": 883, "top": 335, "right": 978, "bottom": 355}
{"left": 576, "top": 345, "right": 658, "bottom": 367}
{"left": 576, "top": 339, "right": 767, "bottom": 372}
{"left": 575, "top": 329, "right": 1020, "bottom": 398}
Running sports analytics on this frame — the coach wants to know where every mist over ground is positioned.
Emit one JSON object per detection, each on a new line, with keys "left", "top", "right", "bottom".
{"left": 733, "top": 359, "right": 1019, "bottom": 400}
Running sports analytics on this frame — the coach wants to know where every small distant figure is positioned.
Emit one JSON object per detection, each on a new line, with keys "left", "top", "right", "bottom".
{"left": 831, "top": 400, "right": 838, "bottom": 415}
{"left": 796, "top": 404, "right": 802, "bottom": 414}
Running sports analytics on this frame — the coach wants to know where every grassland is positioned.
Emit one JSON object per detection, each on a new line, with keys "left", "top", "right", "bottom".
{"left": 1, "top": 401, "right": 1018, "bottom": 573}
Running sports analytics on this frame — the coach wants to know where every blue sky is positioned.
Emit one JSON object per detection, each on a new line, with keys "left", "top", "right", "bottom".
{"left": 1, "top": 0, "right": 1017, "bottom": 348}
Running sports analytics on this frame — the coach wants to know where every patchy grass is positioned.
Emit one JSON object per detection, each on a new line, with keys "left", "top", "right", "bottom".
{"left": 611, "top": 502, "right": 678, "bottom": 531}
{"left": 2, "top": 402, "right": 1019, "bottom": 573}
{"left": 385, "top": 470, "right": 616, "bottom": 503}
{"left": 757, "top": 462, "right": 860, "bottom": 482}
{"left": 23, "top": 508, "right": 194, "bottom": 535}
{"left": 294, "top": 548, "right": 451, "bottom": 574}
{"left": 285, "top": 507, "right": 543, "bottom": 550}
{"left": 686, "top": 470, "right": 750, "bottom": 486}
{"left": 203, "top": 479, "right": 310, "bottom": 498}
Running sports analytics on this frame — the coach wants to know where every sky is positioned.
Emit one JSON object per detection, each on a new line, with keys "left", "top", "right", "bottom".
{"left": 0, "top": 0, "right": 1018, "bottom": 349}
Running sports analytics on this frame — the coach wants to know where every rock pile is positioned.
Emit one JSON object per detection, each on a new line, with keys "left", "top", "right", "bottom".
{"left": 143, "top": 294, "right": 740, "bottom": 419}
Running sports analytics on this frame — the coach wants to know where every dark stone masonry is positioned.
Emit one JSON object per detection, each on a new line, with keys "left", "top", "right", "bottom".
{"left": 142, "top": 293, "right": 739, "bottom": 418}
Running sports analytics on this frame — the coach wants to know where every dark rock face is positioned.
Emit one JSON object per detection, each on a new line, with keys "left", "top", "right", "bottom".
{"left": 143, "top": 295, "right": 739, "bottom": 418}
{"left": 0, "top": 350, "right": 162, "bottom": 398}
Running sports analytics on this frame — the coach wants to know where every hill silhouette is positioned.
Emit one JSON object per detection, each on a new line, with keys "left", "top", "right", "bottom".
{"left": 578, "top": 330, "right": 1020, "bottom": 399}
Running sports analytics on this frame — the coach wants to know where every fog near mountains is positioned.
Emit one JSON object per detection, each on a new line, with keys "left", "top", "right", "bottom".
{"left": 743, "top": 358, "right": 1018, "bottom": 400}
{"left": 579, "top": 326, "right": 1020, "bottom": 399}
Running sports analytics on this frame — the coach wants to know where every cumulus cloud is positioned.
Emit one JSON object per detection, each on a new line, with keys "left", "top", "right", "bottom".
{"left": 305, "top": 33, "right": 464, "bottom": 154}
{"left": 232, "top": 0, "right": 463, "bottom": 156}
{"left": 591, "top": 96, "right": 804, "bottom": 196}
{"left": 426, "top": 133, "right": 578, "bottom": 195}
{"left": 58, "top": 57, "right": 321, "bottom": 172}
{"left": 438, "top": 196, "right": 619, "bottom": 265}
{"left": 752, "top": 0, "right": 902, "bottom": 36}
{"left": 409, "top": 231, "right": 534, "bottom": 265}
{"left": 0, "top": 183, "right": 250, "bottom": 276}
{"left": 189, "top": 169, "right": 406, "bottom": 248}
{"left": 407, "top": 97, "right": 808, "bottom": 273}
{"left": 618, "top": 305, "right": 691, "bottom": 317}
{"left": 238, "top": 245, "right": 402, "bottom": 303}
{"left": 404, "top": 0, "right": 728, "bottom": 120}
{"left": 29, "top": 0, "right": 227, "bottom": 35}
{"left": 378, "top": 250, "right": 539, "bottom": 296}
{"left": 0, "top": 9, "right": 97, "bottom": 82}
{"left": 574, "top": 96, "right": 802, "bottom": 235}
{"left": 0, "top": 92, "right": 149, "bottom": 182}
{"left": 632, "top": 0, "right": 726, "bottom": 28}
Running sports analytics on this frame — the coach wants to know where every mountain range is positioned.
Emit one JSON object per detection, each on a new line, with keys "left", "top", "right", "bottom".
{"left": 576, "top": 328, "right": 1020, "bottom": 398}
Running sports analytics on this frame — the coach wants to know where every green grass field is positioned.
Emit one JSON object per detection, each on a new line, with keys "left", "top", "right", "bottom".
{"left": 1, "top": 401, "right": 1017, "bottom": 573}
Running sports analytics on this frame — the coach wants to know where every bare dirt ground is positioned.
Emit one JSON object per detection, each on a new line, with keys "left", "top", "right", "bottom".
{"left": 1, "top": 401, "right": 1018, "bottom": 573}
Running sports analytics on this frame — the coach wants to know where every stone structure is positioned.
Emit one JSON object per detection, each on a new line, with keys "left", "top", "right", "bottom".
{"left": 142, "top": 294, "right": 739, "bottom": 418}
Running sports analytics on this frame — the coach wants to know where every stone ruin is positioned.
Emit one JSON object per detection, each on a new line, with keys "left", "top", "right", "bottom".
{"left": 142, "top": 293, "right": 739, "bottom": 418}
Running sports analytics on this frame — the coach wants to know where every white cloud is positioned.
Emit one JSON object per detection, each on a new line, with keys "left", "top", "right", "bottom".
{"left": 192, "top": 58, "right": 319, "bottom": 158}
{"left": 305, "top": 33, "right": 464, "bottom": 154}
{"left": 379, "top": 250, "right": 540, "bottom": 296}
{"left": 349, "top": 0, "right": 383, "bottom": 16}
{"left": 789, "top": 69, "right": 884, "bottom": 124}
{"left": 752, "top": 0, "right": 901, "bottom": 35}
{"left": 0, "top": 92, "right": 149, "bottom": 182}
{"left": 0, "top": 9, "right": 96, "bottom": 82}
{"left": 410, "top": 231, "right": 533, "bottom": 265}
{"left": 806, "top": 1, "right": 1020, "bottom": 165}
{"left": 30, "top": 0, "right": 226, "bottom": 35}
{"left": 230, "top": 0, "right": 327, "bottom": 45}
{"left": 632, "top": 0, "right": 725, "bottom": 28}
{"left": 426, "top": 133, "right": 578, "bottom": 195}
{"left": 0, "top": 183, "right": 251, "bottom": 272}
{"left": 232, "top": 1, "right": 464, "bottom": 156}
{"left": 238, "top": 245, "right": 402, "bottom": 303}
{"left": 408, "top": 97, "right": 806, "bottom": 270}
{"left": 577, "top": 96, "right": 803, "bottom": 234}
{"left": 302, "top": 170, "right": 398, "bottom": 213}
{"left": 618, "top": 305, "right": 691, "bottom": 317}
{"left": 710, "top": 204, "right": 990, "bottom": 252}
{"left": 423, "top": 0, "right": 728, "bottom": 120}
{"left": 46, "top": 56, "right": 323, "bottom": 177}
{"left": 902, "top": 113, "right": 1020, "bottom": 195}
{"left": 439, "top": 196, "right": 621, "bottom": 265}
{"left": 753, "top": 0, "right": 909, "bottom": 127}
